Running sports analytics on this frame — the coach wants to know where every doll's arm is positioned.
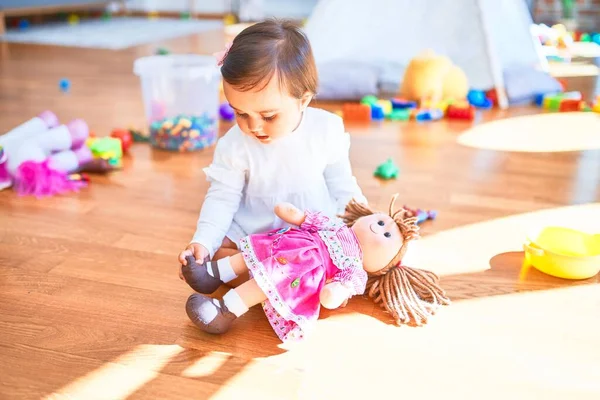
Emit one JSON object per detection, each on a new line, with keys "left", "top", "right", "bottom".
{"left": 274, "top": 203, "right": 306, "bottom": 226}
{"left": 320, "top": 282, "right": 352, "bottom": 309}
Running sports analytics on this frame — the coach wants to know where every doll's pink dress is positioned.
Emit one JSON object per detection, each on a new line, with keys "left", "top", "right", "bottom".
{"left": 239, "top": 211, "right": 367, "bottom": 342}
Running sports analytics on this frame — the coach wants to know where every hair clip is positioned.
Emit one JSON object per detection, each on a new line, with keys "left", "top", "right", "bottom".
{"left": 213, "top": 42, "right": 232, "bottom": 66}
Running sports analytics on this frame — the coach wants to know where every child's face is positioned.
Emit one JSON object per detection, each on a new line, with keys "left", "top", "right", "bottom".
{"left": 223, "top": 75, "right": 311, "bottom": 144}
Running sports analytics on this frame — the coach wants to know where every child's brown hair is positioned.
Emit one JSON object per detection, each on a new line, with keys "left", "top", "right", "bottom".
{"left": 220, "top": 19, "right": 318, "bottom": 99}
{"left": 340, "top": 195, "right": 451, "bottom": 326}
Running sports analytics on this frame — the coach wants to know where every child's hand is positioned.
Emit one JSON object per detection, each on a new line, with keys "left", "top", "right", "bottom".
{"left": 178, "top": 243, "right": 209, "bottom": 278}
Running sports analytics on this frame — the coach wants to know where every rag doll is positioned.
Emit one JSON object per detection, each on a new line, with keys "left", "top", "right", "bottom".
{"left": 0, "top": 112, "right": 92, "bottom": 196}
{"left": 181, "top": 195, "right": 451, "bottom": 342}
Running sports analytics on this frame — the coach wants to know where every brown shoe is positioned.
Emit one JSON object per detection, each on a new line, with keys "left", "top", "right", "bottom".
{"left": 181, "top": 255, "right": 223, "bottom": 294}
{"left": 185, "top": 293, "right": 237, "bottom": 334}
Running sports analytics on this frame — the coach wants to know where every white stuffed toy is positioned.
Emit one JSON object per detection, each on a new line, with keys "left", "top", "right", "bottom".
{"left": 0, "top": 110, "right": 92, "bottom": 196}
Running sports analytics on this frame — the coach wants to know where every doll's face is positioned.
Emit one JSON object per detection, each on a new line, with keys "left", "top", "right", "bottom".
{"left": 351, "top": 213, "right": 403, "bottom": 273}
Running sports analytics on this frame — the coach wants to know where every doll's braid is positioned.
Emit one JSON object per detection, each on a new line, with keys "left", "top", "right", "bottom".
{"left": 367, "top": 264, "right": 450, "bottom": 326}
{"left": 340, "top": 195, "right": 450, "bottom": 326}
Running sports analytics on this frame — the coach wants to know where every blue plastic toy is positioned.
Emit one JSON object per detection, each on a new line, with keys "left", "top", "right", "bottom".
{"left": 391, "top": 98, "right": 417, "bottom": 110}
{"left": 371, "top": 104, "right": 385, "bottom": 120}
{"left": 18, "top": 19, "right": 30, "bottom": 30}
{"left": 219, "top": 102, "right": 235, "bottom": 121}
{"left": 59, "top": 78, "right": 71, "bottom": 93}
{"left": 415, "top": 108, "right": 443, "bottom": 122}
{"left": 592, "top": 33, "right": 600, "bottom": 45}
{"left": 467, "top": 90, "right": 492, "bottom": 109}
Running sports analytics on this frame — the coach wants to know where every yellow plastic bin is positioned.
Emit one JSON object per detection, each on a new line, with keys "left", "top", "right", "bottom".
{"left": 523, "top": 226, "right": 600, "bottom": 280}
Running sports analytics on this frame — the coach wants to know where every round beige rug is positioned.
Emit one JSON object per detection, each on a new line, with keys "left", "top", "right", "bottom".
{"left": 457, "top": 112, "right": 600, "bottom": 152}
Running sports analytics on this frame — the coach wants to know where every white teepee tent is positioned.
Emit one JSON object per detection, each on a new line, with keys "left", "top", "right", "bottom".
{"left": 304, "top": 0, "right": 553, "bottom": 108}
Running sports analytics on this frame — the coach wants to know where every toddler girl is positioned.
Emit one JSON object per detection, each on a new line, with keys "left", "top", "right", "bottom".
{"left": 178, "top": 19, "right": 367, "bottom": 276}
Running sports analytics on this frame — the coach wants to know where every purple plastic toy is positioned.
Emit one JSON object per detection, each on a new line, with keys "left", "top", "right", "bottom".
{"left": 404, "top": 205, "right": 437, "bottom": 224}
{"left": 219, "top": 102, "right": 235, "bottom": 121}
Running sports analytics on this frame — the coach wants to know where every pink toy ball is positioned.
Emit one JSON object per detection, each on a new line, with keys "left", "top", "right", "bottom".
{"left": 66, "top": 119, "right": 89, "bottom": 149}
{"left": 219, "top": 102, "right": 235, "bottom": 121}
{"left": 38, "top": 110, "right": 60, "bottom": 129}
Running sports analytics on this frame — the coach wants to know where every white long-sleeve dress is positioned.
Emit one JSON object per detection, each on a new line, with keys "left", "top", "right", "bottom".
{"left": 191, "top": 107, "right": 367, "bottom": 257}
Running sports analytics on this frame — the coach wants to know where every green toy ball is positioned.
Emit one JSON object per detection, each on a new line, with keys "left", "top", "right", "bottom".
{"left": 180, "top": 11, "right": 191, "bottom": 19}
{"left": 360, "top": 95, "right": 379, "bottom": 106}
{"left": 155, "top": 47, "right": 170, "bottom": 55}
{"left": 374, "top": 158, "right": 399, "bottom": 180}
{"left": 580, "top": 33, "right": 591, "bottom": 42}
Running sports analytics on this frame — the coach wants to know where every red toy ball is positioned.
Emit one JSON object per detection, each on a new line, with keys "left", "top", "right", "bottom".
{"left": 110, "top": 128, "right": 133, "bottom": 153}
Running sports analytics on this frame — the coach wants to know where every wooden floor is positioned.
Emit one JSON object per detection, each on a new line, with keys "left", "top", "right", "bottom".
{"left": 1, "top": 26, "right": 600, "bottom": 400}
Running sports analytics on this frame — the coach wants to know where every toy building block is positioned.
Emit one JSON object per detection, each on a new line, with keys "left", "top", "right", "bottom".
{"left": 376, "top": 99, "right": 393, "bottom": 117}
{"left": 543, "top": 94, "right": 563, "bottom": 111}
{"left": 87, "top": 137, "right": 123, "bottom": 167}
{"left": 391, "top": 98, "right": 417, "bottom": 109}
{"left": 374, "top": 158, "right": 399, "bottom": 180}
{"left": 371, "top": 104, "right": 385, "bottom": 120}
{"left": 559, "top": 99, "right": 582, "bottom": 112}
{"left": 446, "top": 104, "right": 475, "bottom": 120}
{"left": 389, "top": 109, "right": 411, "bottom": 121}
{"left": 415, "top": 108, "right": 443, "bottom": 122}
{"left": 421, "top": 99, "right": 450, "bottom": 113}
{"left": 342, "top": 103, "right": 371, "bottom": 122}
{"left": 360, "top": 95, "right": 379, "bottom": 106}
{"left": 534, "top": 92, "right": 558, "bottom": 107}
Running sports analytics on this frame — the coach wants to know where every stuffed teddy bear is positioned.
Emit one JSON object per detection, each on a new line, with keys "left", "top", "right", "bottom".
{"left": 181, "top": 195, "right": 450, "bottom": 342}
{"left": 399, "top": 50, "right": 469, "bottom": 105}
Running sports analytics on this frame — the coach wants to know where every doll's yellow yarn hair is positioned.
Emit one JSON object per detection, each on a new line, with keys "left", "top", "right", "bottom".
{"left": 339, "top": 194, "right": 450, "bottom": 326}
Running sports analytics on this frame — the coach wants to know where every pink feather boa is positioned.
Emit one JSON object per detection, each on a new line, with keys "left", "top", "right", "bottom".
{"left": 13, "top": 160, "right": 87, "bottom": 197}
